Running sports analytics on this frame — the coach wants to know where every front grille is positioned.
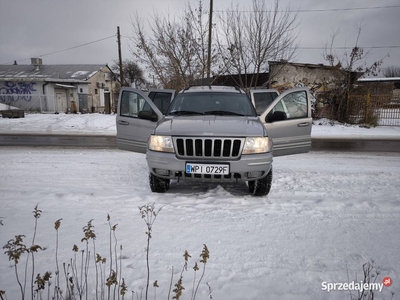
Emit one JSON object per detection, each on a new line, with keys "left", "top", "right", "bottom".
{"left": 174, "top": 137, "right": 244, "bottom": 158}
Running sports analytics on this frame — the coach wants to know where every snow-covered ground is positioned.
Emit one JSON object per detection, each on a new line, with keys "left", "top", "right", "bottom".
{"left": 0, "top": 147, "right": 399, "bottom": 300}
{"left": 0, "top": 113, "right": 399, "bottom": 299}
{"left": 1, "top": 113, "right": 400, "bottom": 139}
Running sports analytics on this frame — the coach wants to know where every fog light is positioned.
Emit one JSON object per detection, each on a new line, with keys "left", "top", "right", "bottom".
{"left": 155, "top": 169, "right": 169, "bottom": 176}
{"left": 247, "top": 171, "right": 262, "bottom": 178}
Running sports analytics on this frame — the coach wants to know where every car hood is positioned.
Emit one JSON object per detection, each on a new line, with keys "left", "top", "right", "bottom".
{"left": 154, "top": 116, "right": 266, "bottom": 137}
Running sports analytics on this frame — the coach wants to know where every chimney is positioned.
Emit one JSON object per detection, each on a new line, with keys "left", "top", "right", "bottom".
{"left": 31, "top": 58, "right": 43, "bottom": 71}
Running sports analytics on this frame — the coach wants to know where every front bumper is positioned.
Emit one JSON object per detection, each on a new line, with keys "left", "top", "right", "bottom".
{"left": 146, "top": 150, "right": 273, "bottom": 182}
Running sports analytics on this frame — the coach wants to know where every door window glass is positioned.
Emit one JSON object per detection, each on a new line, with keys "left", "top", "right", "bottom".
{"left": 269, "top": 91, "right": 308, "bottom": 120}
{"left": 148, "top": 92, "right": 173, "bottom": 114}
{"left": 120, "top": 91, "right": 146, "bottom": 117}
{"left": 253, "top": 92, "right": 278, "bottom": 115}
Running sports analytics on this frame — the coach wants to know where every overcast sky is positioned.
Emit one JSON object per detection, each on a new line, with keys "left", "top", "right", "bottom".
{"left": 1, "top": 0, "right": 399, "bottom": 77}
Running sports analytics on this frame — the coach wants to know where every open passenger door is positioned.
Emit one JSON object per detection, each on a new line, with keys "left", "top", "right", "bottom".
{"left": 116, "top": 88, "right": 163, "bottom": 153}
{"left": 259, "top": 87, "right": 312, "bottom": 157}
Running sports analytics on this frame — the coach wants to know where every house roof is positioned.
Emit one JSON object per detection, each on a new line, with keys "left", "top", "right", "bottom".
{"left": 0, "top": 64, "right": 110, "bottom": 82}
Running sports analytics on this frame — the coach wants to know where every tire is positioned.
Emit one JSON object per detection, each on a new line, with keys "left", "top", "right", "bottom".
{"left": 149, "top": 172, "right": 170, "bottom": 193}
{"left": 248, "top": 167, "right": 272, "bottom": 196}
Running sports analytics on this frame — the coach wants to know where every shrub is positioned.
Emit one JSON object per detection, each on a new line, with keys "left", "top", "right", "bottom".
{"left": 1, "top": 204, "right": 210, "bottom": 300}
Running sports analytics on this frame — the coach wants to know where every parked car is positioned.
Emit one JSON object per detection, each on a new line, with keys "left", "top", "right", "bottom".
{"left": 116, "top": 85, "right": 312, "bottom": 196}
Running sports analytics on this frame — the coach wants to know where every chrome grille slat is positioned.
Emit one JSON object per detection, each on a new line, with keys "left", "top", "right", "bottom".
{"left": 174, "top": 137, "right": 244, "bottom": 159}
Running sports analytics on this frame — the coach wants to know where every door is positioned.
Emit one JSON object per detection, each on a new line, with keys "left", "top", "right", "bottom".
{"left": 56, "top": 92, "right": 67, "bottom": 113}
{"left": 116, "top": 88, "right": 163, "bottom": 153}
{"left": 104, "top": 92, "right": 111, "bottom": 114}
{"left": 249, "top": 89, "right": 279, "bottom": 115}
{"left": 259, "top": 87, "right": 312, "bottom": 157}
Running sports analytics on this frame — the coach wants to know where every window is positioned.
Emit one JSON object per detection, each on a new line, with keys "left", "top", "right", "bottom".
{"left": 95, "top": 89, "right": 98, "bottom": 95}
{"left": 80, "top": 88, "right": 83, "bottom": 93}
{"left": 120, "top": 91, "right": 149, "bottom": 117}
{"left": 267, "top": 91, "right": 308, "bottom": 121}
{"left": 148, "top": 92, "right": 173, "bottom": 114}
{"left": 253, "top": 92, "right": 278, "bottom": 115}
{"left": 167, "top": 92, "right": 256, "bottom": 117}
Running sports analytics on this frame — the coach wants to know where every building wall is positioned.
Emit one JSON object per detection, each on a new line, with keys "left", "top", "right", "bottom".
{"left": 86, "top": 66, "right": 115, "bottom": 113}
{"left": 0, "top": 80, "right": 90, "bottom": 113}
{"left": 0, "top": 80, "right": 44, "bottom": 111}
{"left": 269, "top": 63, "right": 345, "bottom": 94}
{"left": 35, "top": 82, "right": 81, "bottom": 113}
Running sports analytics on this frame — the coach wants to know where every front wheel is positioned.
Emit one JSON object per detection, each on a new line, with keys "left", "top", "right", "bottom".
{"left": 149, "top": 173, "right": 170, "bottom": 193}
{"left": 248, "top": 167, "right": 272, "bottom": 196}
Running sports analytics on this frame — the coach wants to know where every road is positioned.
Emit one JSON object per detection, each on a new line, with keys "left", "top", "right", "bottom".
{"left": 0, "top": 133, "right": 400, "bottom": 152}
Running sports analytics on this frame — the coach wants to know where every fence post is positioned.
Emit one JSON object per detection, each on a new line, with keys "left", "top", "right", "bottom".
{"left": 365, "top": 93, "right": 371, "bottom": 123}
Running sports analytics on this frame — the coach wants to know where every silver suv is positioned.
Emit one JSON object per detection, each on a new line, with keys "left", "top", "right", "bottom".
{"left": 116, "top": 86, "right": 312, "bottom": 196}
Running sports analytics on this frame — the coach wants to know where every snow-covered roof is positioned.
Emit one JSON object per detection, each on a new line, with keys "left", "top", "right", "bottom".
{"left": 0, "top": 64, "right": 110, "bottom": 81}
{"left": 358, "top": 77, "right": 400, "bottom": 82}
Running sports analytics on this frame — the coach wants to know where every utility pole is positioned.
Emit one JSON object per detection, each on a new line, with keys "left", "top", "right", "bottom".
{"left": 207, "top": 0, "right": 213, "bottom": 80}
{"left": 117, "top": 26, "right": 125, "bottom": 87}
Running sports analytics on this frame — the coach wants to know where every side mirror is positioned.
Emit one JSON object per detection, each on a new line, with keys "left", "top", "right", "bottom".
{"left": 138, "top": 110, "right": 158, "bottom": 122}
{"left": 266, "top": 111, "right": 287, "bottom": 123}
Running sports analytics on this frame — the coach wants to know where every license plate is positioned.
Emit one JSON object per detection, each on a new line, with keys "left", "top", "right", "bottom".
{"left": 186, "top": 163, "right": 229, "bottom": 175}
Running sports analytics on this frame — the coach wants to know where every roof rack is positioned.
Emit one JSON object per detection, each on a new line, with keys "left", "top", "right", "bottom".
{"left": 234, "top": 86, "right": 242, "bottom": 93}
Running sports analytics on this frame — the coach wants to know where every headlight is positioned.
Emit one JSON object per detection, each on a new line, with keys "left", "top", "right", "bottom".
{"left": 242, "top": 137, "right": 272, "bottom": 154}
{"left": 148, "top": 135, "right": 175, "bottom": 153}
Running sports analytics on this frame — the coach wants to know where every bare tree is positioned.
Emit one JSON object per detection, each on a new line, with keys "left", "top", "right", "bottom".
{"left": 383, "top": 66, "right": 400, "bottom": 77}
{"left": 215, "top": 0, "right": 298, "bottom": 89}
{"left": 323, "top": 24, "right": 386, "bottom": 122}
{"left": 111, "top": 59, "right": 148, "bottom": 88}
{"left": 130, "top": 1, "right": 212, "bottom": 90}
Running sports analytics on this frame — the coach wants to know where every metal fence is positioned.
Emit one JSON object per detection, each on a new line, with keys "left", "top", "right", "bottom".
{"left": 347, "top": 94, "right": 400, "bottom": 126}
{"left": 0, "top": 94, "right": 57, "bottom": 113}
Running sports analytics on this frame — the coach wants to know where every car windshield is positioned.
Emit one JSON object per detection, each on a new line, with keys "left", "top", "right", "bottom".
{"left": 166, "top": 92, "right": 256, "bottom": 117}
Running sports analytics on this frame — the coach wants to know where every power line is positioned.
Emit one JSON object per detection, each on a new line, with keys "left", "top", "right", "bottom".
{"left": 297, "top": 46, "right": 400, "bottom": 50}
{"left": 1, "top": 35, "right": 116, "bottom": 65}
{"left": 214, "top": 5, "right": 400, "bottom": 13}
{"left": 122, "top": 35, "right": 399, "bottom": 50}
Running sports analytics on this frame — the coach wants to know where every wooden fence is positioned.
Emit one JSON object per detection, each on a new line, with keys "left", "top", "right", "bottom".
{"left": 347, "top": 94, "right": 400, "bottom": 126}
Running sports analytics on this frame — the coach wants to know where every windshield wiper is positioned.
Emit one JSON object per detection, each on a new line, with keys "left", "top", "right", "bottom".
{"left": 203, "top": 110, "right": 245, "bottom": 116}
{"left": 168, "top": 110, "right": 204, "bottom": 116}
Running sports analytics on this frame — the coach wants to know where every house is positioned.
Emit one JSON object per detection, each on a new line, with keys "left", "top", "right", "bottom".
{"left": 198, "top": 61, "right": 348, "bottom": 93}
{"left": 0, "top": 58, "right": 118, "bottom": 113}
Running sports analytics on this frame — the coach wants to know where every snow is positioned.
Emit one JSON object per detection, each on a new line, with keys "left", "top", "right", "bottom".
{"left": 0, "top": 114, "right": 399, "bottom": 300}
{"left": 0, "top": 103, "right": 19, "bottom": 110}
{"left": 0, "top": 113, "right": 116, "bottom": 135}
{"left": 1, "top": 113, "right": 400, "bottom": 140}
{"left": 70, "top": 70, "right": 90, "bottom": 78}
{"left": 312, "top": 118, "right": 400, "bottom": 140}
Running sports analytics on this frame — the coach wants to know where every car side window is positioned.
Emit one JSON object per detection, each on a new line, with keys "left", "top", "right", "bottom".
{"left": 120, "top": 91, "right": 146, "bottom": 118}
{"left": 253, "top": 92, "right": 278, "bottom": 115}
{"left": 269, "top": 91, "right": 308, "bottom": 121}
{"left": 148, "top": 92, "right": 173, "bottom": 114}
